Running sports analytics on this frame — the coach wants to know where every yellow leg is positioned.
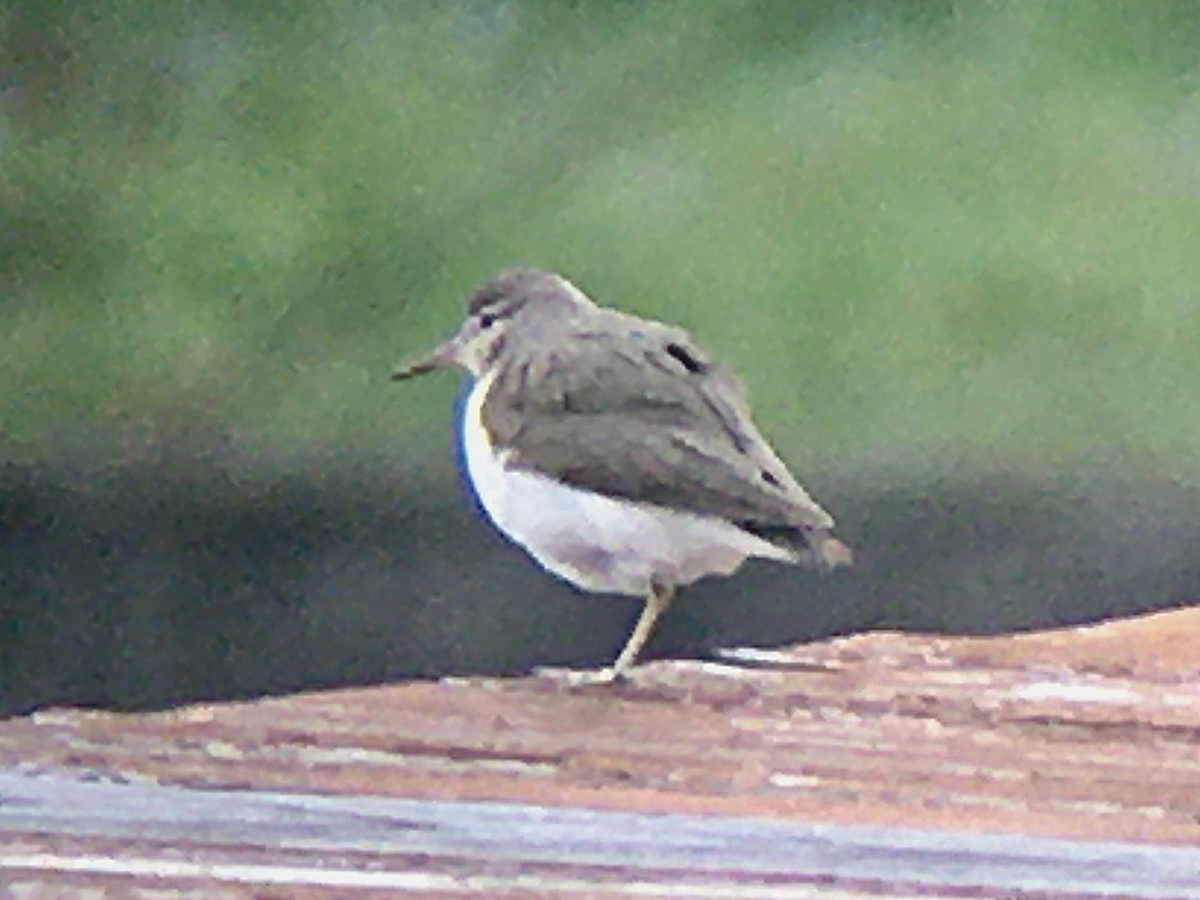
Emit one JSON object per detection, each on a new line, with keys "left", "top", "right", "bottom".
{"left": 533, "top": 582, "right": 676, "bottom": 686}
{"left": 610, "top": 581, "right": 675, "bottom": 678}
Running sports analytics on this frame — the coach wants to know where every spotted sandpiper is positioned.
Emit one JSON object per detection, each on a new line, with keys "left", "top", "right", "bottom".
{"left": 393, "top": 268, "right": 851, "bottom": 683}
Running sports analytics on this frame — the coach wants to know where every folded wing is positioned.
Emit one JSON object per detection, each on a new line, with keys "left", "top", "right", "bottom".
{"left": 481, "top": 315, "right": 849, "bottom": 567}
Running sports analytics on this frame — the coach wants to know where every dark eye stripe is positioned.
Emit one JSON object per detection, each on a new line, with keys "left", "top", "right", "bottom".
{"left": 477, "top": 303, "right": 515, "bottom": 329}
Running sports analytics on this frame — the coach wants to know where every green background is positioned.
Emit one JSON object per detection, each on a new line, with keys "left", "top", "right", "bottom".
{"left": 5, "top": 0, "right": 1200, "bottom": 713}
{"left": 6, "top": 0, "right": 1200, "bottom": 481}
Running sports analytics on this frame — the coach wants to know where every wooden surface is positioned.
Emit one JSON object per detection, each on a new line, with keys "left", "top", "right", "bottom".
{"left": 3, "top": 607, "right": 1200, "bottom": 897}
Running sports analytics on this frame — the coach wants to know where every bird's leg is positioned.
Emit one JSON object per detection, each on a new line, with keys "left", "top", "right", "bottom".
{"left": 534, "top": 581, "right": 675, "bottom": 687}
{"left": 610, "top": 580, "right": 675, "bottom": 678}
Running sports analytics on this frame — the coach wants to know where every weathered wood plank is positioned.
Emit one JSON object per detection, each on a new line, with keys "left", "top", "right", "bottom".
{"left": 3, "top": 608, "right": 1200, "bottom": 896}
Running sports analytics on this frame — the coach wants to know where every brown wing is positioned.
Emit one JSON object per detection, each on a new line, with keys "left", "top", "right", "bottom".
{"left": 481, "top": 314, "right": 848, "bottom": 566}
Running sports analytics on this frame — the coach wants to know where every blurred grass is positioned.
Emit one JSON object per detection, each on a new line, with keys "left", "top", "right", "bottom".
{"left": 3, "top": 0, "right": 1200, "bottom": 479}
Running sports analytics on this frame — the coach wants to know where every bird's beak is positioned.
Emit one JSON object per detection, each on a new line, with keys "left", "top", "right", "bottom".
{"left": 390, "top": 335, "right": 459, "bottom": 381}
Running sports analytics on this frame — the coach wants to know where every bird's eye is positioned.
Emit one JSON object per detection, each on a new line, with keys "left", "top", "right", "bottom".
{"left": 479, "top": 312, "right": 498, "bottom": 329}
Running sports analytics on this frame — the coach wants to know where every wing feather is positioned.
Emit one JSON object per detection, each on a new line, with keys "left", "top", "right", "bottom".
{"left": 481, "top": 314, "right": 846, "bottom": 564}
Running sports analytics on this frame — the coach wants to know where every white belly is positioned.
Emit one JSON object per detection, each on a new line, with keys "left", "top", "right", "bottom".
{"left": 460, "top": 371, "right": 795, "bottom": 597}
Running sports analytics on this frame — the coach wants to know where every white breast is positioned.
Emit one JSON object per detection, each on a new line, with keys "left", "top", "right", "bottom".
{"left": 460, "top": 370, "right": 795, "bottom": 597}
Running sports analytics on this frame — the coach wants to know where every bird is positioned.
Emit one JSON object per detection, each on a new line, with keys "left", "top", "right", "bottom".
{"left": 392, "top": 268, "right": 851, "bottom": 684}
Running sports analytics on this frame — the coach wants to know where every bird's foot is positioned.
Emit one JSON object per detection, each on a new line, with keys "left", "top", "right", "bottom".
{"left": 532, "top": 665, "right": 629, "bottom": 687}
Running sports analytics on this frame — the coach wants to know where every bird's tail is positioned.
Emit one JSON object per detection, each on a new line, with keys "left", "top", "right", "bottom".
{"left": 811, "top": 532, "right": 853, "bottom": 570}
{"left": 742, "top": 522, "right": 853, "bottom": 570}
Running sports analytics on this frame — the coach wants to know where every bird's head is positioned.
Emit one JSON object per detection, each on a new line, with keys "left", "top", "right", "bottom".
{"left": 391, "top": 267, "right": 594, "bottom": 380}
